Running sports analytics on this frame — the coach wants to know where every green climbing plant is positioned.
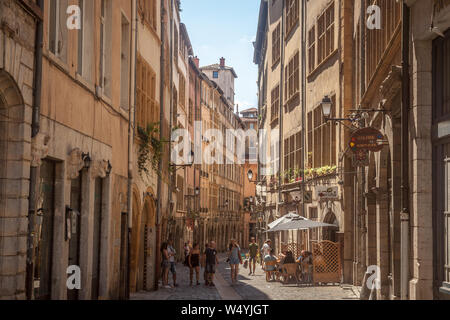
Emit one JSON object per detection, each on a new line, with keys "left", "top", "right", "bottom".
{"left": 137, "top": 123, "right": 164, "bottom": 177}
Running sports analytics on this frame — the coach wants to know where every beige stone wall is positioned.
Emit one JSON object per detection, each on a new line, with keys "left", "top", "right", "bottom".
{"left": 0, "top": 0, "right": 37, "bottom": 300}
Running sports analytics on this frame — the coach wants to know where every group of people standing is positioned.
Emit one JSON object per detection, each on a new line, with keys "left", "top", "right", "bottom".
{"left": 160, "top": 239, "right": 219, "bottom": 289}
{"left": 182, "top": 240, "right": 219, "bottom": 287}
{"left": 161, "top": 237, "right": 314, "bottom": 288}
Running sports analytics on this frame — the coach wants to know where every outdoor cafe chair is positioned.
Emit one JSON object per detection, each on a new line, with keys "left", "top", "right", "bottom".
{"left": 281, "top": 263, "right": 300, "bottom": 285}
{"left": 265, "top": 260, "right": 278, "bottom": 282}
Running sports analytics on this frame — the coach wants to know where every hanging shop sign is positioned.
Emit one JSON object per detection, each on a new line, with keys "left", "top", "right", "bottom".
{"left": 349, "top": 127, "right": 385, "bottom": 152}
{"left": 316, "top": 186, "right": 339, "bottom": 200}
{"left": 352, "top": 149, "right": 370, "bottom": 167}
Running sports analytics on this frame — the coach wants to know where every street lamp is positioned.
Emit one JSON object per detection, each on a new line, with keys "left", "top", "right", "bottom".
{"left": 322, "top": 95, "right": 388, "bottom": 125}
{"left": 321, "top": 95, "right": 333, "bottom": 119}
{"left": 81, "top": 152, "right": 91, "bottom": 169}
{"left": 247, "top": 169, "right": 260, "bottom": 184}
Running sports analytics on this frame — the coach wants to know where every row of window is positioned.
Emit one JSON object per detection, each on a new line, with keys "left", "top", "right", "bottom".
{"left": 48, "top": 0, "right": 131, "bottom": 109}
{"left": 308, "top": 2, "right": 335, "bottom": 73}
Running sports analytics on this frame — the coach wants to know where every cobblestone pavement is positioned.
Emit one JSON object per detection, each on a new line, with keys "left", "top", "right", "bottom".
{"left": 131, "top": 253, "right": 358, "bottom": 300}
{"left": 215, "top": 253, "right": 358, "bottom": 301}
{"left": 131, "top": 262, "right": 221, "bottom": 300}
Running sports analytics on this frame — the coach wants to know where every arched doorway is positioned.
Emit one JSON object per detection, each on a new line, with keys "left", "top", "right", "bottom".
{"left": 136, "top": 196, "right": 156, "bottom": 292}
{"left": 323, "top": 211, "right": 339, "bottom": 243}
{"left": 0, "top": 71, "right": 34, "bottom": 298}
{"left": 129, "top": 190, "right": 141, "bottom": 293}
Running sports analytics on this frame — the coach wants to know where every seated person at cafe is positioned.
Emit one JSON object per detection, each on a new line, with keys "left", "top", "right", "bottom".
{"left": 283, "top": 251, "right": 296, "bottom": 264}
{"left": 264, "top": 249, "right": 278, "bottom": 271}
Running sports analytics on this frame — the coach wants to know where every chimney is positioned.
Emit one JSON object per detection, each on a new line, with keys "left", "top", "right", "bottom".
{"left": 220, "top": 57, "right": 225, "bottom": 68}
{"left": 193, "top": 56, "right": 200, "bottom": 68}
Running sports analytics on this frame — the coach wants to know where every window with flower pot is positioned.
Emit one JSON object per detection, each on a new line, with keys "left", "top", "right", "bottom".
{"left": 284, "top": 131, "right": 303, "bottom": 182}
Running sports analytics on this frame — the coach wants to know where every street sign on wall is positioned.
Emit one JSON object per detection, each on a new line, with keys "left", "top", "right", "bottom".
{"left": 316, "top": 186, "right": 339, "bottom": 200}
{"left": 349, "top": 127, "right": 385, "bottom": 152}
{"left": 304, "top": 191, "right": 313, "bottom": 204}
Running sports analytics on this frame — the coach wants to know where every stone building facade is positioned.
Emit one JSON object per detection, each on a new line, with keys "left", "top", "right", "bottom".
{"left": 240, "top": 107, "right": 258, "bottom": 249}
{"left": 254, "top": 0, "right": 450, "bottom": 300}
{"left": 0, "top": 0, "right": 39, "bottom": 300}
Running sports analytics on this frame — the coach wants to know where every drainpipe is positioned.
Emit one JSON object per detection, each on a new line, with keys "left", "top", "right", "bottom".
{"left": 400, "top": 3, "right": 410, "bottom": 301}
{"left": 301, "top": 0, "right": 307, "bottom": 220}
{"left": 125, "top": 0, "right": 138, "bottom": 300}
{"left": 278, "top": 0, "right": 285, "bottom": 215}
{"left": 26, "top": 0, "right": 44, "bottom": 300}
{"left": 168, "top": 0, "right": 175, "bottom": 238}
{"left": 155, "top": 0, "right": 168, "bottom": 291}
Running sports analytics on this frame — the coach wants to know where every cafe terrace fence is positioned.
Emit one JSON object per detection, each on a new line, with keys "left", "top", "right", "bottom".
{"left": 311, "top": 240, "right": 342, "bottom": 285}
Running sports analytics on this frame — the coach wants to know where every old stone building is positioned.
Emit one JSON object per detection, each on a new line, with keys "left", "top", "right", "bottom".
{"left": 0, "top": 0, "right": 39, "bottom": 300}
{"left": 254, "top": 0, "right": 449, "bottom": 300}
{"left": 197, "top": 59, "right": 245, "bottom": 252}
{"left": 1, "top": 0, "right": 136, "bottom": 300}
{"left": 200, "top": 57, "right": 237, "bottom": 106}
{"left": 240, "top": 107, "right": 258, "bottom": 249}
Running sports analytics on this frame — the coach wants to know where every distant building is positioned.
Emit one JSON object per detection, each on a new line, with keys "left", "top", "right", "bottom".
{"left": 200, "top": 58, "right": 238, "bottom": 106}
{"left": 239, "top": 108, "right": 259, "bottom": 247}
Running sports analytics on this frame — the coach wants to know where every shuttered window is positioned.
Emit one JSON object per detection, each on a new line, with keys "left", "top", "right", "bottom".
{"left": 285, "top": 52, "right": 299, "bottom": 102}
{"left": 272, "top": 23, "right": 281, "bottom": 66}
{"left": 136, "top": 55, "right": 158, "bottom": 129}
{"left": 138, "top": 0, "right": 157, "bottom": 31}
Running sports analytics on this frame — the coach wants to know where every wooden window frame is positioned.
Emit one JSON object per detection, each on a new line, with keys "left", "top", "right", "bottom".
{"left": 311, "top": 95, "right": 336, "bottom": 168}
{"left": 272, "top": 23, "right": 281, "bottom": 66}
{"left": 317, "top": 1, "right": 335, "bottom": 66}
{"left": 271, "top": 84, "right": 280, "bottom": 124}
{"left": 138, "top": 0, "right": 157, "bottom": 32}
{"left": 286, "top": 0, "right": 299, "bottom": 39}
{"left": 136, "top": 55, "right": 158, "bottom": 130}
{"left": 285, "top": 52, "right": 300, "bottom": 103}
{"left": 308, "top": 26, "right": 316, "bottom": 74}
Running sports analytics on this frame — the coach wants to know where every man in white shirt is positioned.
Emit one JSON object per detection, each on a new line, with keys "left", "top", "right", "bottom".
{"left": 261, "top": 239, "right": 272, "bottom": 269}
{"left": 167, "top": 239, "right": 178, "bottom": 287}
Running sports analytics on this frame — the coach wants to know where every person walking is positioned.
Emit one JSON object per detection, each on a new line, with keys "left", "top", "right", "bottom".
{"left": 183, "top": 242, "right": 191, "bottom": 266}
{"left": 228, "top": 239, "right": 243, "bottom": 285}
{"left": 260, "top": 239, "right": 272, "bottom": 270}
{"left": 202, "top": 243, "right": 209, "bottom": 285}
{"left": 167, "top": 239, "right": 178, "bottom": 287}
{"left": 248, "top": 237, "right": 258, "bottom": 276}
{"left": 188, "top": 243, "right": 201, "bottom": 286}
{"left": 160, "top": 242, "right": 171, "bottom": 289}
{"left": 205, "top": 241, "right": 219, "bottom": 287}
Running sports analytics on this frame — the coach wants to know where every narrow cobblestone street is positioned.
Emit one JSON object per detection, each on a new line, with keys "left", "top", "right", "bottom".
{"left": 131, "top": 254, "right": 358, "bottom": 301}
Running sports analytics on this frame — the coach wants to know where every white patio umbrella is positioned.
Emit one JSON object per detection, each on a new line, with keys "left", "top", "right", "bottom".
{"left": 266, "top": 217, "right": 337, "bottom": 233}
{"left": 267, "top": 212, "right": 303, "bottom": 230}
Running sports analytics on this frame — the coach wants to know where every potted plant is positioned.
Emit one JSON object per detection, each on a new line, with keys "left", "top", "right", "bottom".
{"left": 294, "top": 168, "right": 303, "bottom": 182}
